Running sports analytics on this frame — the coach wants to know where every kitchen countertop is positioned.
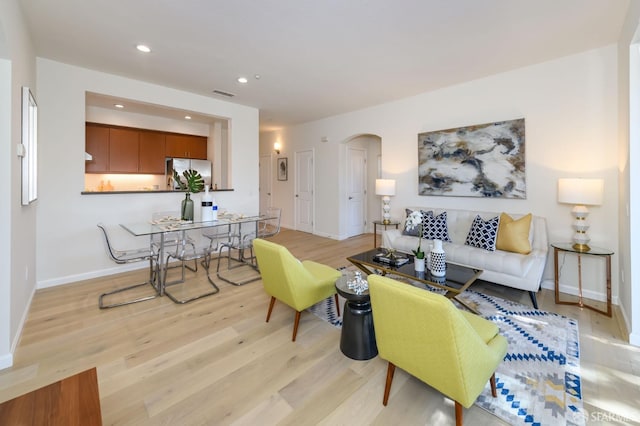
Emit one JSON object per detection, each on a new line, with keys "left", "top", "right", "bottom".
{"left": 81, "top": 189, "right": 234, "bottom": 195}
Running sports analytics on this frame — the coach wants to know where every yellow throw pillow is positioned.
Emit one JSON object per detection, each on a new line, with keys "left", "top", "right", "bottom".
{"left": 496, "top": 213, "right": 532, "bottom": 254}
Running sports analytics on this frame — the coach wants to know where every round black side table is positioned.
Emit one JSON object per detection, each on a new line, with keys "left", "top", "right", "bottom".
{"left": 335, "top": 275, "right": 378, "bottom": 360}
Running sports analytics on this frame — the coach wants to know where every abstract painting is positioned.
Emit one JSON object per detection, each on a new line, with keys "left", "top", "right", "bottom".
{"left": 418, "top": 118, "right": 525, "bottom": 198}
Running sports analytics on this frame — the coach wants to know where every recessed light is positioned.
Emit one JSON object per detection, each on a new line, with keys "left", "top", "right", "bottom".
{"left": 136, "top": 44, "right": 151, "bottom": 53}
{"left": 114, "top": 104, "right": 124, "bottom": 109}
{"left": 184, "top": 115, "right": 192, "bottom": 120}
{"left": 254, "top": 74, "right": 261, "bottom": 80}
{"left": 237, "top": 77, "right": 248, "bottom": 84}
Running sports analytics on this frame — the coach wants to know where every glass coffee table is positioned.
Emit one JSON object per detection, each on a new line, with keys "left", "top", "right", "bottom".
{"left": 347, "top": 248, "right": 483, "bottom": 313}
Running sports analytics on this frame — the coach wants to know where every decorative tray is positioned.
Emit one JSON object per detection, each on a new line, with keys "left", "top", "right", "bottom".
{"left": 373, "top": 253, "right": 410, "bottom": 267}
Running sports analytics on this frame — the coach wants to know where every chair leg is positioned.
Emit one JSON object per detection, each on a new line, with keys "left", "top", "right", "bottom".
{"left": 266, "top": 296, "right": 276, "bottom": 322}
{"left": 382, "top": 362, "right": 396, "bottom": 406}
{"left": 334, "top": 294, "right": 341, "bottom": 317}
{"left": 455, "top": 401, "right": 463, "bottom": 426}
{"left": 292, "top": 311, "right": 301, "bottom": 341}
{"left": 490, "top": 373, "right": 497, "bottom": 397}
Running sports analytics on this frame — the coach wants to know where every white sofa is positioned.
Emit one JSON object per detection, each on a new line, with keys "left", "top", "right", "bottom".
{"left": 381, "top": 207, "right": 548, "bottom": 308}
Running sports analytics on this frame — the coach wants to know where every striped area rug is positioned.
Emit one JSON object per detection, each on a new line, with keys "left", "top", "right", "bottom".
{"left": 308, "top": 281, "right": 584, "bottom": 426}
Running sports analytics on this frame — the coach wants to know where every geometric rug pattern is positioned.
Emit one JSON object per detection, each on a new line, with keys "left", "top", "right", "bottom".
{"left": 456, "top": 290, "right": 585, "bottom": 426}
{"left": 308, "top": 280, "right": 585, "bottom": 426}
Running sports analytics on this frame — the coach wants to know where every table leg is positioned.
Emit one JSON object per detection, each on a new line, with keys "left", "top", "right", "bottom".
{"left": 373, "top": 222, "right": 378, "bottom": 248}
{"left": 577, "top": 253, "right": 584, "bottom": 307}
{"left": 158, "top": 232, "right": 166, "bottom": 296}
{"left": 605, "top": 255, "right": 612, "bottom": 317}
{"left": 553, "top": 247, "right": 612, "bottom": 317}
{"left": 554, "top": 247, "right": 560, "bottom": 303}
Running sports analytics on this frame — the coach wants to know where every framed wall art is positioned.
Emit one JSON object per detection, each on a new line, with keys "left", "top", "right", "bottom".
{"left": 277, "top": 157, "right": 288, "bottom": 181}
{"left": 21, "top": 86, "right": 38, "bottom": 205}
{"left": 417, "top": 118, "right": 526, "bottom": 198}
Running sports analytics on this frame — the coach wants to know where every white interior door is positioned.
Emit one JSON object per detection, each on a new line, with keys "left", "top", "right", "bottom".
{"left": 295, "top": 150, "right": 314, "bottom": 233}
{"left": 347, "top": 147, "right": 366, "bottom": 237}
{"left": 259, "top": 154, "right": 272, "bottom": 213}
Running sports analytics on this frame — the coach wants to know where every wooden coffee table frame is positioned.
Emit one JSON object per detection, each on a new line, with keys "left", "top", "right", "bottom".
{"left": 347, "top": 249, "right": 483, "bottom": 313}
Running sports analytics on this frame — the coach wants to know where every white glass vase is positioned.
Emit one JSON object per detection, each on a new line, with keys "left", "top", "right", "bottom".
{"left": 414, "top": 257, "right": 425, "bottom": 272}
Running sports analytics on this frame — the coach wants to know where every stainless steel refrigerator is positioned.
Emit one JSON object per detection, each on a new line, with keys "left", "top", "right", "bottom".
{"left": 166, "top": 158, "right": 212, "bottom": 190}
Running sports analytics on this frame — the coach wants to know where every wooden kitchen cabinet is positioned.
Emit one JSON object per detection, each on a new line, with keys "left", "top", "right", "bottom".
{"left": 85, "top": 124, "right": 109, "bottom": 173}
{"left": 139, "top": 131, "right": 166, "bottom": 174}
{"left": 165, "top": 134, "right": 207, "bottom": 159}
{"left": 86, "top": 123, "right": 205, "bottom": 174}
{"left": 109, "top": 128, "right": 139, "bottom": 173}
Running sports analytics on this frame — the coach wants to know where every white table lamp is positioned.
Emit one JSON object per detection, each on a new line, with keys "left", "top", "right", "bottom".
{"left": 558, "top": 178, "right": 604, "bottom": 251}
{"left": 375, "top": 179, "right": 396, "bottom": 224}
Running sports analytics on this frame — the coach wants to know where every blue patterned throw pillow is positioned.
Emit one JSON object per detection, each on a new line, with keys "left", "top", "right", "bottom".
{"left": 421, "top": 211, "right": 451, "bottom": 242}
{"left": 465, "top": 215, "right": 500, "bottom": 251}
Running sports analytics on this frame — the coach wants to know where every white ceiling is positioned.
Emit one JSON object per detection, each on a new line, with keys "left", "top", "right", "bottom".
{"left": 20, "top": 0, "right": 630, "bottom": 131}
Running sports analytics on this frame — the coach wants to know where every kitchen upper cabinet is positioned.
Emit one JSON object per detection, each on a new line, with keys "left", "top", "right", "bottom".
{"left": 109, "top": 128, "right": 139, "bottom": 173}
{"left": 165, "top": 134, "right": 207, "bottom": 159}
{"left": 86, "top": 123, "right": 195, "bottom": 174}
{"left": 139, "top": 131, "right": 166, "bottom": 174}
{"left": 85, "top": 124, "right": 109, "bottom": 173}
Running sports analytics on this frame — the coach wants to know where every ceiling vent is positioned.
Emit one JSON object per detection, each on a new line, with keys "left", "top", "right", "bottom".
{"left": 212, "top": 89, "right": 235, "bottom": 98}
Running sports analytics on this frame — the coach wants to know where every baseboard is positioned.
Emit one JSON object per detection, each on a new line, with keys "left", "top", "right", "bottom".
{"left": 540, "top": 280, "right": 617, "bottom": 305}
{"left": 37, "top": 262, "right": 148, "bottom": 289}
{"left": 312, "top": 230, "right": 343, "bottom": 240}
{"left": 617, "top": 302, "right": 640, "bottom": 346}
{"left": 0, "top": 352, "right": 13, "bottom": 370}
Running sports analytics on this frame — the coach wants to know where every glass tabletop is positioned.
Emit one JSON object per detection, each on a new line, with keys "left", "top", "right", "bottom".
{"left": 347, "top": 248, "right": 482, "bottom": 293}
{"left": 121, "top": 214, "right": 270, "bottom": 236}
{"left": 551, "top": 242, "right": 614, "bottom": 256}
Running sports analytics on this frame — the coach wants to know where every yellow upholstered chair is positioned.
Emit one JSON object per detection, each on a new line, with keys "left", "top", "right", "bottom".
{"left": 368, "top": 274, "right": 508, "bottom": 426}
{"left": 253, "top": 238, "right": 342, "bottom": 341}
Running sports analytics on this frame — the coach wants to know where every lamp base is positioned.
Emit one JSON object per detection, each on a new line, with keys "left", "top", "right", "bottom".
{"left": 381, "top": 196, "right": 391, "bottom": 225}
{"left": 572, "top": 242, "right": 591, "bottom": 252}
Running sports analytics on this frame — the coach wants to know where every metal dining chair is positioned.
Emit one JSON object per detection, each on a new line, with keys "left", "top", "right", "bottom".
{"left": 151, "top": 211, "right": 198, "bottom": 274}
{"left": 97, "top": 223, "right": 160, "bottom": 309}
{"left": 162, "top": 234, "right": 220, "bottom": 303}
{"left": 244, "top": 207, "right": 282, "bottom": 241}
{"left": 215, "top": 216, "right": 265, "bottom": 286}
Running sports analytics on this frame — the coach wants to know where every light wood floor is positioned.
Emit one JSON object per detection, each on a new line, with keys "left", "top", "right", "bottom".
{"left": 1, "top": 229, "right": 638, "bottom": 425}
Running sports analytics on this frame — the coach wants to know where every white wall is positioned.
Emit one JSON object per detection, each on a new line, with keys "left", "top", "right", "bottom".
{"left": 36, "top": 58, "right": 259, "bottom": 288}
{"left": 0, "top": 0, "right": 38, "bottom": 369}
{"left": 618, "top": 3, "right": 640, "bottom": 345}
{"left": 275, "top": 45, "right": 620, "bottom": 305}
{"left": 0, "top": 56, "right": 11, "bottom": 370}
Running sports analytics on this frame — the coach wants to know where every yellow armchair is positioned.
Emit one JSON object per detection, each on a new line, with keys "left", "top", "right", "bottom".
{"left": 368, "top": 274, "right": 507, "bottom": 426}
{"left": 253, "top": 238, "right": 342, "bottom": 341}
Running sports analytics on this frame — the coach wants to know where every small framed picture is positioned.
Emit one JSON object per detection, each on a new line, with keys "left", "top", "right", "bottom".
{"left": 277, "top": 157, "right": 288, "bottom": 181}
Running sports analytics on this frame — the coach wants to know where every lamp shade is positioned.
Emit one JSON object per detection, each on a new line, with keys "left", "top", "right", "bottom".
{"left": 558, "top": 178, "right": 603, "bottom": 206}
{"left": 375, "top": 179, "right": 396, "bottom": 196}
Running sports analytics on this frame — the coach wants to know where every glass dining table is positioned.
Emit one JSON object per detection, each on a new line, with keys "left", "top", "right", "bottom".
{"left": 120, "top": 214, "right": 268, "bottom": 298}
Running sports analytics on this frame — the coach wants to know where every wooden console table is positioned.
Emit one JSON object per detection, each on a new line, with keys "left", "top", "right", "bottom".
{"left": 0, "top": 367, "right": 102, "bottom": 425}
